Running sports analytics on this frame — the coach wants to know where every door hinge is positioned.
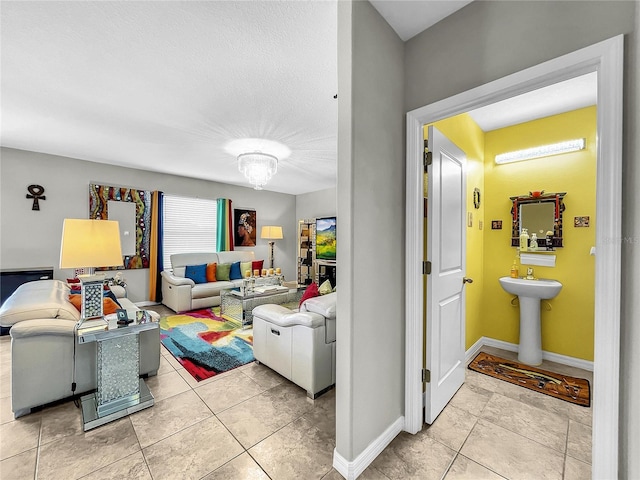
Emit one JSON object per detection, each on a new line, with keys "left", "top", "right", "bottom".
{"left": 424, "top": 140, "right": 431, "bottom": 168}
{"left": 422, "top": 369, "right": 431, "bottom": 383}
{"left": 423, "top": 261, "right": 431, "bottom": 275}
{"left": 424, "top": 151, "right": 432, "bottom": 168}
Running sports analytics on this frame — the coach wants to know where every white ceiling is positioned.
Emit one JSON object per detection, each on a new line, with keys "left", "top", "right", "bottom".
{"left": 0, "top": 1, "right": 596, "bottom": 195}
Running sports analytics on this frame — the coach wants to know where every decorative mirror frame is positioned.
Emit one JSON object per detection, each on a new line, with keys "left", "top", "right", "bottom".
{"left": 510, "top": 192, "right": 566, "bottom": 248}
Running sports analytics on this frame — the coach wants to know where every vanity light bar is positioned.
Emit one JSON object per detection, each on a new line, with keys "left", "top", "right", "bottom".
{"left": 495, "top": 138, "right": 586, "bottom": 164}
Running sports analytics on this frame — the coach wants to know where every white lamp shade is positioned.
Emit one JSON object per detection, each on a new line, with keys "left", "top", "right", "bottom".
{"left": 260, "top": 226, "right": 283, "bottom": 240}
{"left": 60, "top": 219, "right": 124, "bottom": 269}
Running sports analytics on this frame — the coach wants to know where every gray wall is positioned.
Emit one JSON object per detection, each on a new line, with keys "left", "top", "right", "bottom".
{"left": 295, "top": 187, "right": 337, "bottom": 221}
{"left": 404, "top": 1, "right": 639, "bottom": 478}
{"left": 0, "top": 147, "right": 297, "bottom": 303}
{"left": 336, "top": 0, "right": 405, "bottom": 461}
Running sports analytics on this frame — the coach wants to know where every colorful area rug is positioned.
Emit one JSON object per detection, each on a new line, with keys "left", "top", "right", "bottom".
{"left": 160, "top": 308, "right": 253, "bottom": 382}
{"left": 468, "top": 352, "right": 591, "bottom": 407}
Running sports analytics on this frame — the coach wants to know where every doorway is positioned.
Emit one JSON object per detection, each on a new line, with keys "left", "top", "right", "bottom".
{"left": 404, "top": 35, "right": 623, "bottom": 479}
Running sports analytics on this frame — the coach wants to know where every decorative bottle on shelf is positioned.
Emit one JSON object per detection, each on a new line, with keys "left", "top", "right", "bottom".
{"left": 529, "top": 233, "right": 538, "bottom": 251}
{"left": 510, "top": 259, "right": 519, "bottom": 278}
{"left": 519, "top": 228, "right": 529, "bottom": 252}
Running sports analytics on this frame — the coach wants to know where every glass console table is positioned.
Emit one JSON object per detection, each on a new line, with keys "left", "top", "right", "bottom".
{"left": 76, "top": 310, "right": 158, "bottom": 431}
{"left": 220, "top": 276, "right": 303, "bottom": 327}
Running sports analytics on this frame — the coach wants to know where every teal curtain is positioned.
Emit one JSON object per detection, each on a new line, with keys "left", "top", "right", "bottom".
{"left": 216, "top": 198, "right": 233, "bottom": 251}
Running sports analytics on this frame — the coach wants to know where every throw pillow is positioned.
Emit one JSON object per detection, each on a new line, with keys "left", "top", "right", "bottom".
{"left": 229, "top": 261, "right": 243, "bottom": 280}
{"left": 299, "top": 282, "right": 319, "bottom": 307}
{"left": 216, "top": 263, "right": 231, "bottom": 281}
{"left": 185, "top": 264, "right": 207, "bottom": 284}
{"left": 103, "top": 290, "right": 122, "bottom": 307}
{"left": 206, "top": 263, "right": 217, "bottom": 282}
{"left": 240, "top": 261, "right": 252, "bottom": 278}
{"left": 252, "top": 260, "right": 264, "bottom": 272}
{"left": 69, "top": 295, "right": 122, "bottom": 315}
{"left": 319, "top": 279, "right": 333, "bottom": 295}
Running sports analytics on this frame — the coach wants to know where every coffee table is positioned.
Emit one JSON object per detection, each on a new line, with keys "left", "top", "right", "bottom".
{"left": 220, "top": 286, "right": 303, "bottom": 328}
{"left": 76, "top": 310, "right": 158, "bottom": 431}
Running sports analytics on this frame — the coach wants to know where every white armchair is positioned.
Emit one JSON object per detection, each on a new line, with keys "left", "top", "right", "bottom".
{"left": 252, "top": 292, "right": 336, "bottom": 398}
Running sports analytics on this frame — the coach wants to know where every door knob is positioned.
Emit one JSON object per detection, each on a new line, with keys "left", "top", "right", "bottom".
{"left": 463, "top": 277, "right": 473, "bottom": 284}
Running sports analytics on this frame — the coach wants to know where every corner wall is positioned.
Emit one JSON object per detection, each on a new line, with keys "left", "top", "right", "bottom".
{"left": 0, "top": 148, "right": 297, "bottom": 302}
{"left": 336, "top": 0, "right": 405, "bottom": 466}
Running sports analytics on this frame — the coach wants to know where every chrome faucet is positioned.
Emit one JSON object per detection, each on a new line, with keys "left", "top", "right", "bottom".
{"left": 525, "top": 267, "right": 535, "bottom": 280}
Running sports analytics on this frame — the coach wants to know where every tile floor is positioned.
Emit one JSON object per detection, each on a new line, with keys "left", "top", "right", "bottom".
{"left": 0, "top": 306, "right": 592, "bottom": 480}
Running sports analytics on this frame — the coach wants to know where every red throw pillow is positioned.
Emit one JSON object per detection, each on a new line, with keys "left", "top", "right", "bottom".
{"left": 299, "top": 283, "right": 319, "bottom": 307}
{"left": 252, "top": 260, "right": 264, "bottom": 272}
{"left": 67, "top": 278, "right": 81, "bottom": 284}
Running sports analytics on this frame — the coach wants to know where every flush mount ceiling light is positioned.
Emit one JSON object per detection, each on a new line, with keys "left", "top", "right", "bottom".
{"left": 495, "top": 138, "right": 586, "bottom": 165}
{"left": 238, "top": 152, "right": 278, "bottom": 190}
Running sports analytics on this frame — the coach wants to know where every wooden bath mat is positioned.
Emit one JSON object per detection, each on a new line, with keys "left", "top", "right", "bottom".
{"left": 468, "top": 352, "right": 590, "bottom": 407}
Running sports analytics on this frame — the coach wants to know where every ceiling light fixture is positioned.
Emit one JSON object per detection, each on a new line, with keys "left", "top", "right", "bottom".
{"left": 238, "top": 152, "right": 278, "bottom": 190}
{"left": 495, "top": 138, "right": 586, "bottom": 165}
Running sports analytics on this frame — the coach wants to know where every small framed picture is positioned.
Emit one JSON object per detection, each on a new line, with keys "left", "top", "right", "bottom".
{"left": 116, "top": 309, "right": 129, "bottom": 321}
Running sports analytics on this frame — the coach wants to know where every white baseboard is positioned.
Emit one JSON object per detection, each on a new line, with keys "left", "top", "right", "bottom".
{"left": 332, "top": 416, "right": 404, "bottom": 480}
{"left": 467, "top": 336, "right": 594, "bottom": 372}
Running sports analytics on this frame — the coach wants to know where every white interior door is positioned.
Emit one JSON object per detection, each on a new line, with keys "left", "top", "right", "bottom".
{"left": 425, "top": 126, "right": 468, "bottom": 424}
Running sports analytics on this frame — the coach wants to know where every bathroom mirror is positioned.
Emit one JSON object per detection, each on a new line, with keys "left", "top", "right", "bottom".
{"left": 510, "top": 192, "right": 566, "bottom": 249}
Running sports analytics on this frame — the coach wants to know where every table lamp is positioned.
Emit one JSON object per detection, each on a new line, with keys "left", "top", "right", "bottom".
{"left": 260, "top": 225, "right": 283, "bottom": 269}
{"left": 60, "top": 219, "right": 124, "bottom": 324}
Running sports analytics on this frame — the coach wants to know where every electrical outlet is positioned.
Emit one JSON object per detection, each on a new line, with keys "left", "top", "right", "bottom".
{"left": 467, "top": 212, "right": 473, "bottom": 227}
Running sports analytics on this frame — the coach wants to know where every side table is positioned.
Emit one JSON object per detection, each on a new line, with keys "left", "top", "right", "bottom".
{"left": 76, "top": 310, "right": 157, "bottom": 431}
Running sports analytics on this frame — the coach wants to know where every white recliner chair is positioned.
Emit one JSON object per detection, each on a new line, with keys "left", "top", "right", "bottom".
{"left": 252, "top": 292, "right": 336, "bottom": 398}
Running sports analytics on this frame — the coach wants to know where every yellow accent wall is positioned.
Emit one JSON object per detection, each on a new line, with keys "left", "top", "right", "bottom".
{"left": 483, "top": 106, "right": 596, "bottom": 361}
{"left": 426, "top": 113, "right": 485, "bottom": 350}
{"left": 424, "top": 107, "right": 596, "bottom": 362}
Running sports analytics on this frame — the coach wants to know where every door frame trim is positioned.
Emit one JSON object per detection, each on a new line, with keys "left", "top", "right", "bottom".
{"left": 404, "top": 35, "right": 623, "bottom": 479}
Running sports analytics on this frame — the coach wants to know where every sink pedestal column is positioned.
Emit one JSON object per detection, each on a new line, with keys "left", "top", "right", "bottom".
{"left": 518, "top": 296, "right": 543, "bottom": 365}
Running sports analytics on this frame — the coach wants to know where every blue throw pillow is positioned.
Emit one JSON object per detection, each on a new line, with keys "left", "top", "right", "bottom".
{"left": 103, "top": 289, "right": 122, "bottom": 308}
{"left": 229, "top": 261, "right": 243, "bottom": 280}
{"left": 185, "top": 264, "right": 207, "bottom": 284}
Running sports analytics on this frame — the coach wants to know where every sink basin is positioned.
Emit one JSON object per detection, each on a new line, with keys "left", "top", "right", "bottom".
{"left": 498, "top": 276, "right": 563, "bottom": 365}
{"left": 498, "top": 277, "right": 562, "bottom": 300}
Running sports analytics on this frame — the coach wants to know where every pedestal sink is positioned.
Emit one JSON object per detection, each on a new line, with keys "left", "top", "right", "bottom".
{"left": 499, "top": 276, "right": 563, "bottom": 365}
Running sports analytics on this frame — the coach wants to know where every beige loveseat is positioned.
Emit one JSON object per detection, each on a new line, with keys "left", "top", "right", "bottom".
{"left": 0, "top": 279, "right": 160, "bottom": 418}
{"left": 160, "top": 251, "right": 257, "bottom": 312}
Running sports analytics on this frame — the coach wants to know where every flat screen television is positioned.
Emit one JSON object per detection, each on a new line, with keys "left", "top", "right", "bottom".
{"left": 315, "top": 217, "right": 336, "bottom": 261}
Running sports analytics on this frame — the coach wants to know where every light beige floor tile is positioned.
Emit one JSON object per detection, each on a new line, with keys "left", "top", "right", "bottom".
{"left": 567, "top": 420, "right": 592, "bottom": 464}
{"left": 40, "top": 400, "right": 83, "bottom": 445}
{"left": 460, "top": 419, "right": 564, "bottom": 480}
{"left": 240, "top": 361, "right": 286, "bottom": 389}
{"left": 424, "top": 404, "right": 477, "bottom": 451}
{"left": 321, "top": 467, "right": 390, "bottom": 479}
{"left": 301, "top": 402, "right": 336, "bottom": 443}
{"left": 371, "top": 430, "right": 456, "bottom": 480}
{"left": 0, "top": 414, "right": 41, "bottom": 461}
{"left": 0, "top": 396, "right": 13, "bottom": 425}
{"left": 202, "top": 452, "right": 269, "bottom": 479}
{"left": 145, "top": 369, "right": 190, "bottom": 402}
{"left": 143, "top": 416, "right": 244, "bottom": 480}
{"left": 195, "top": 369, "right": 265, "bottom": 413}
{"left": 80, "top": 451, "right": 152, "bottom": 480}
{"left": 444, "top": 454, "right": 505, "bottom": 479}
{"left": 130, "top": 389, "right": 213, "bottom": 448}
{"left": 37, "top": 417, "right": 140, "bottom": 480}
{"left": 0, "top": 447, "right": 37, "bottom": 479}
{"left": 217, "top": 382, "right": 313, "bottom": 448}
{"left": 249, "top": 416, "right": 335, "bottom": 480}
{"left": 448, "top": 383, "right": 492, "bottom": 417}
{"left": 481, "top": 393, "right": 568, "bottom": 452}
{"left": 156, "top": 354, "right": 176, "bottom": 376}
{"left": 0, "top": 369, "right": 11, "bottom": 400}
{"left": 566, "top": 402, "right": 593, "bottom": 427}
{"left": 564, "top": 454, "right": 592, "bottom": 480}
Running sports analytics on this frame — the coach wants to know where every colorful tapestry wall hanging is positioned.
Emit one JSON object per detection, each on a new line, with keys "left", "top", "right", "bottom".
{"left": 89, "top": 183, "right": 152, "bottom": 269}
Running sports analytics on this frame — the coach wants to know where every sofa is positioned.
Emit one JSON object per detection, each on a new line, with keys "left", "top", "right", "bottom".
{"left": 161, "top": 251, "right": 259, "bottom": 312}
{"left": 0, "top": 279, "right": 160, "bottom": 418}
{"left": 252, "top": 291, "right": 336, "bottom": 398}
